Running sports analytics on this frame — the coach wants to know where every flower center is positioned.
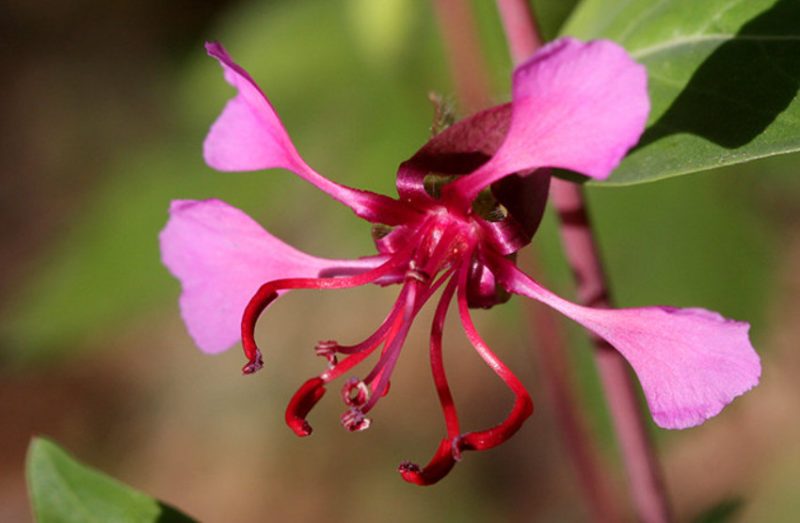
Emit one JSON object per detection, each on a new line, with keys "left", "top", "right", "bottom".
{"left": 277, "top": 211, "right": 483, "bottom": 435}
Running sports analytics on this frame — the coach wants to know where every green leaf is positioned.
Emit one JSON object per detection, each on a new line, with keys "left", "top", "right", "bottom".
{"left": 563, "top": 0, "right": 800, "bottom": 185}
{"left": 26, "top": 438, "right": 194, "bottom": 523}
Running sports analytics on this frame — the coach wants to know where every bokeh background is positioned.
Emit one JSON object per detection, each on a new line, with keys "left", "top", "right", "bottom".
{"left": 2, "top": 0, "right": 799, "bottom": 521}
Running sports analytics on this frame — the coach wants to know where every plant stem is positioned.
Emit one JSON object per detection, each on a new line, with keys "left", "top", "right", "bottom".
{"left": 495, "top": 1, "right": 672, "bottom": 522}
{"left": 522, "top": 257, "right": 622, "bottom": 523}
{"left": 433, "top": 2, "right": 623, "bottom": 521}
{"left": 547, "top": 184, "right": 672, "bottom": 523}
{"left": 431, "top": 0, "right": 494, "bottom": 113}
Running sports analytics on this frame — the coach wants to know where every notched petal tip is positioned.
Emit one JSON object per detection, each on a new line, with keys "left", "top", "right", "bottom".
{"left": 644, "top": 313, "right": 761, "bottom": 430}
{"left": 160, "top": 198, "right": 273, "bottom": 354}
{"left": 286, "top": 377, "right": 327, "bottom": 437}
{"left": 639, "top": 312, "right": 759, "bottom": 430}
{"left": 495, "top": 259, "right": 761, "bottom": 432}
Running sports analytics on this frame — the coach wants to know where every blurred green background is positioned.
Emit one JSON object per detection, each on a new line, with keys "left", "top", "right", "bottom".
{"left": 2, "top": 0, "right": 799, "bottom": 521}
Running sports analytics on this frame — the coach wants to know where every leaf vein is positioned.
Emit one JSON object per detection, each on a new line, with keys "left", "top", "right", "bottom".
{"left": 633, "top": 34, "right": 800, "bottom": 59}
{"left": 694, "top": 0, "right": 749, "bottom": 35}
{"left": 616, "top": 0, "right": 671, "bottom": 42}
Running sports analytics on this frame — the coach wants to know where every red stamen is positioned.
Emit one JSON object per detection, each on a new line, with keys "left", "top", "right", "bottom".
{"left": 362, "top": 283, "right": 420, "bottom": 412}
{"left": 240, "top": 251, "right": 412, "bottom": 375}
{"left": 398, "top": 438, "right": 458, "bottom": 486}
{"left": 455, "top": 262, "right": 534, "bottom": 450}
{"left": 430, "top": 276, "right": 462, "bottom": 437}
{"left": 331, "top": 284, "right": 412, "bottom": 355}
{"left": 320, "top": 350, "right": 374, "bottom": 383}
{"left": 335, "top": 266, "right": 450, "bottom": 419}
{"left": 285, "top": 377, "right": 327, "bottom": 437}
{"left": 397, "top": 275, "right": 464, "bottom": 487}
{"left": 457, "top": 392, "right": 533, "bottom": 451}
{"left": 241, "top": 286, "right": 277, "bottom": 374}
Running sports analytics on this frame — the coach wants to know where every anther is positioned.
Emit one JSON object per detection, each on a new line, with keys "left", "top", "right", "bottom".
{"left": 341, "top": 377, "right": 370, "bottom": 407}
{"left": 405, "top": 261, "right": 430, "bottom": 284}
{"left": 314, "top": 340, "right": 339, "bottom": 367}
{"left": 398, "top": 461, "right": 421, "bottom": 474}
{"left": 242, "top": 350, "right": 264, "bottom": 375}
{"left": 398, "top": 438, "right": 458, "bottom": 486}
{"left": 340, "top": 408, "right": 372, "bottom": 432}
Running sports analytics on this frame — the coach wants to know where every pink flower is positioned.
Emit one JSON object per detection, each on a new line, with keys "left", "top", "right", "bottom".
{"left": 160, "top": 39, "right": 760, "bottom": 485}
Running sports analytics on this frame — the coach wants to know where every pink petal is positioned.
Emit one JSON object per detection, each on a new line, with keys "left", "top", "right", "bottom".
{"left": 203, "top": 42, "right": 414, "bottom": 225}
{"left": 578, "top": 307, "right": 759, "bottom": 429}
{"left": 203, "top": 42, "right": 303, "bottom": 173}
{"left": 396, "top": 103, "right": 513, "bottom": 203}
{"left": 159, "top": 199, "right": 384, "bottom": 353}
{"left": 495, "top": 258, "right": 760, "bottom": 429}
{"left": 449, "top": 38, "right": 649, "bottom": 201}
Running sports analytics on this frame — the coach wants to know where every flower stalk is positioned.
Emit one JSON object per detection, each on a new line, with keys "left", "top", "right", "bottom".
{"left": 494, "top": 1, "right": 672, "bottom": 521}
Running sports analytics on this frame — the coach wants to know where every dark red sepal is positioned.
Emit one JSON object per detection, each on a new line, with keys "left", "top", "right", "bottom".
{"left": 285, "top": 377, "right": 327, "bottom": 437}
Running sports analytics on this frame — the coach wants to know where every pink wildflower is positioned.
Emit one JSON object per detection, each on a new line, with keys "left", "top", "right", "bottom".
{"left": 160, "top": 39, "right": 760, "bottom": 485}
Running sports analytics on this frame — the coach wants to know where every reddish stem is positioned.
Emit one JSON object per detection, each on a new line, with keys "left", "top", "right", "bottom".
{"left": 494, "top": 2, "right": 672, "bottom": 522}
{"left": 522, "top": 256, "right": 622, "bottom": 523}
{"left": 432, "top": 0, "right": 494, "bottom": 113}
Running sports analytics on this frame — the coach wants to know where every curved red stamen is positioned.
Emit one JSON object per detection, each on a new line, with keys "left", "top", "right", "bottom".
{"left": 455, "top": 262, "right": 534, "bottom": 451}
{"left": 285, "top": 377, "right": 327, "bottom": 437}
{"left": 430, "top": 276, "right": 462, "bottom": 437}
{"left": 331, "top": 284, "right": 413, "bottom": 355}
{"left": 241, "top": 287, "right": 278, "bottom": 374}
{"left": 398, "top": 438, "right": 458, "bottom": 486}
{"left": 359, "top": 224, "right": 467, "bottom": 408}
{"left": 360, "top": 332, "right": 408, "bottom": 411}
{"left": 457, "top": 392, "right": 533, "bottom": 451}
{"left": 331, "top": 266, "right": 461, "bottom": 428}
{"left": 240, "top": 251, "right": 413, "bottom": 375}
{"left": 397, "top": 275, "right": 464, "bottom": 487}
{"left": 362, "top": 283, "right": 419, "bottom": 412}
{"left": 343, "top": 269, "right": 445, "bottom": 363}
